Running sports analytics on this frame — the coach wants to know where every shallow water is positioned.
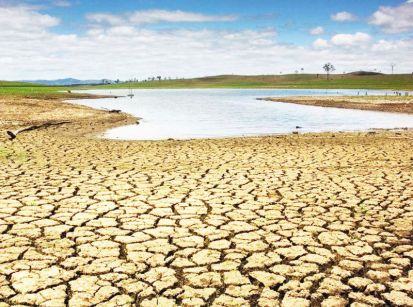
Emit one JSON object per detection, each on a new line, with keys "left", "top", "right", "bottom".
{"left": 72, "top": 89, "right": 413, "bottom": 140}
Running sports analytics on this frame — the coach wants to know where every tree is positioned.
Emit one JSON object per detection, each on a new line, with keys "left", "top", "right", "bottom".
{"left": 323, "top": 63, "right": 335, "bottom": 80}
{"left": 390, "top": 63, "right": 396, "bottom": 74}
{"left": 157, "top": 76, "right": 162, "bottom": 81}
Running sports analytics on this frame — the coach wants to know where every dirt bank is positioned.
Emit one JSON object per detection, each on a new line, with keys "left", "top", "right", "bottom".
{"left": 262, "top": 95, "right": 413, "bottom": 114}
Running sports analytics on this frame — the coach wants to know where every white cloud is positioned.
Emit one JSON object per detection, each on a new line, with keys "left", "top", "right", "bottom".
{"left": 106, "top": 26, "right": 136, "bottom": 36}
{"left": 371, "top": 39, "right": 397, "bottom": 52}
{"left": 87, "top": 13, "right": 124, "bottom": 26}
{"left": 87, "top": 10, "right": 237, "bottom": 26}
{"left": 313, "top": 38, "right": 329, "bottom": 49}
{"left": 129, "top": 10, "right": 237, "bottom": 24}
{"left": 310, "top": 26, "right": 324, "bottom": 35}
{"left": 1, "top": 5, "right": 413, "bottom": 79}
{"left": 0, "top": 5, "right": 59, "bottom": 32}
{"left": 331, "top": 11, "right": 356, "bottom": 22}
{"left": 331, "top": 32, "right": 371, "bottom": 47}
{"left": 371, "top": 39, "right": 412, "bottom": 53}
{"left": 369, "top": 3, "right": 413, "bottom": 33}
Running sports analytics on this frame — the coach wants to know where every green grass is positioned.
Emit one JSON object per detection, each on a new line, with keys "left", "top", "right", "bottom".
{"left": 0, "top": 147, "right": 11, "bottom": 159}
{"left": 89, "top": 74, "right": 413, "bottom": 90}
{"left": 0, "top": 81, "right": 91, "bottom": 99}
{"left": 1, "top": 74, "right": 413, "bottom": 95}
{"left": 0, "top": 146, "right": 29, "bottom": 163}
{"left": 0, "top": 81, "right": 67, "bottom": 96}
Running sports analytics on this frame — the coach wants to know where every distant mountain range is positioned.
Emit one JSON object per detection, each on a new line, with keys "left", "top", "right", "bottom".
{"left": 20, "top": 78, "right": 112, "bottom": 86}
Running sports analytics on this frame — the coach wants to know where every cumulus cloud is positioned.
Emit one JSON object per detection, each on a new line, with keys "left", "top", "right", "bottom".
{"left": 371, "top": 39, "right": 412, "bottom": 53}
{"left": 87, "top": 9, "right": 237, "bottom": 26}
{"left": 1, "top": 5, "right": 413, "bottom": 79}
{"left": 371, "top": 39, "right": 398, "bottom": 52}
{"left": 331, "top": 32, "right": 371, "bottom": 47}
{"left": 0, "top": 5, "right": 59, "bottom": 32}
{"left": 369, "top": 2, "right": 413, "bottom": 33}
{"left": 331, "top": 11, "right": 356, "bottom": 22}
{"left": 310, "top": 26, "right": 324, "bottom": 35}
{"left": 129, "top": 10, "right": 237, "bottom": 24}
{"left": 87, "top": 13, "right": 124, "bottom": 25}
{"left": 313, "top": 38, "right": 329, "bottom": 48}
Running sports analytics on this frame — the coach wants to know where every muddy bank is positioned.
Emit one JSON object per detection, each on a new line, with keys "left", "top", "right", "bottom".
{"left": 0, "top": 93, "right": 137, "bottom": 138}
{"left": 262, "top": 95, "right": 413, "bottom": 114}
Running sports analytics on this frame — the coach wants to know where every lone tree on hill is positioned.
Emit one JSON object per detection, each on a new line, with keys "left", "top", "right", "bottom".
{"left": 323, "top": 63, "right": 335, "bottom": 80}
{"left": 390, "top": 63, "right": 396, "bottom": 74}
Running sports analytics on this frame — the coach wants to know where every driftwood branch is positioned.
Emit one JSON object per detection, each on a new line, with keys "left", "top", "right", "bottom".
{"left": 6, "top": 121, "right": 71, "bottom": 140}
{"left": 102, "top": 108, "right": 122, "bottom": 113}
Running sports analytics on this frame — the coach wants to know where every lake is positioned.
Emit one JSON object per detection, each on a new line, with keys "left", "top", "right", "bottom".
{"left": 72, "top": 89, "right": 413, "bottom": 140}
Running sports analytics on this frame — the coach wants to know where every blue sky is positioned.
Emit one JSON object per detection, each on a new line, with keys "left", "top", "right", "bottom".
{"left": 37, "top": 0, "right": 409, "bottom": 40}
{"left": 0, "top": 0, "right": 412, "bottom": 79}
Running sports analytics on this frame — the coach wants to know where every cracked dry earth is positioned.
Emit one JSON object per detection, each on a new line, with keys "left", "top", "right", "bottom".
{"left": 1, "top": 128, "right": 413, "bottom": 306}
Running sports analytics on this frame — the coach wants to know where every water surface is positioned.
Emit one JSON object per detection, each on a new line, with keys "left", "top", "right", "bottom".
{"left": 72, "top": 89, "right": 413, "bottom": 140}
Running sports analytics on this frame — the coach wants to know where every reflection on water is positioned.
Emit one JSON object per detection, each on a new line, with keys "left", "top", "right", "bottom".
{"left": 71, "top": 89, "right": 413, "bottom": 140}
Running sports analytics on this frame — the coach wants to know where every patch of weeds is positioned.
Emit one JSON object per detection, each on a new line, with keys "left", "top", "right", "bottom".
{"left": 15, "top": 150, "right": 29, "bottom": 162}
{"left": 0, "top": 147, "right": 12, "bottom": 159}
{"left": 357, "top": 200, "right": 370, "bottom": 214}
{"left": 0, "top": 146, "right": 29, "bottom": 162}
{"left": 359, "top": 204, "right": 368, "bottom": 213}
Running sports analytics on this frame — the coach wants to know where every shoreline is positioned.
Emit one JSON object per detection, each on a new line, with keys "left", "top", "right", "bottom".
{"left": 2, "top": 93, "right": 413, "bottom": 142}
{"left": 262, "top": 95, "right": 413, "bottom": 114}
{"left": 0, "top": 93, "right": 138, "bottom": 139}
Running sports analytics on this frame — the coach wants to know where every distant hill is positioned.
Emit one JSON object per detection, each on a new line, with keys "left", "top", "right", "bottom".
{"left": 20, "top": 78, "right": 110, "bottom": 86}
{"left": 347, "top": 71, "right": 384, "bottom": 76}
{"left": 3, "top": 73, "right": 412, "bottom": 91}
{"left": 91, "top": 73, "right": 413, "bottom": 90}
{"left": 0, "top": 81, "right": 38, "bottom": 86}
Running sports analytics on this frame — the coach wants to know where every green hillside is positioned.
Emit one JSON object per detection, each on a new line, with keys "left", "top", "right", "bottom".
{"left": 0, "top": 81, "right": 66, "bottom": 96}
{"left": 91, "top": 74, "right": 413, "bottom": 90}
{"left": 1, "top": 74, "right": 413, "bottom": 96}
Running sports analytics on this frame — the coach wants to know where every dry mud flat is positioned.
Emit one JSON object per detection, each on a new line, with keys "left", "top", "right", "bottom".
{"left": 263, "top": 96, "right": 413, "bottom": 114}
{"left": 0, "top": 97, "right": 413, "bottom": 306}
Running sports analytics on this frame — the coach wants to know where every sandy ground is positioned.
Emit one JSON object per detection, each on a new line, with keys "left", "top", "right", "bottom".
{"left": 0, "top": 94, "right": 137, "bottom": 138}
{"left": 0, "top": 95, "right": 413, "bottom": 306}
{"left": 263, "top": 96, "right": 413, "bottom": 114}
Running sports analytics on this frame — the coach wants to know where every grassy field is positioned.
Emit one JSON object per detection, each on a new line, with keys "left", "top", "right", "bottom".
{"left": 0, "top": 81, "right": 68, "bottom": 97}
{"left": 1, "top": 74, "right": 413, "bottom": 95}
{"left": 91, "top": 74, "right": 413, "bottom": 90}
